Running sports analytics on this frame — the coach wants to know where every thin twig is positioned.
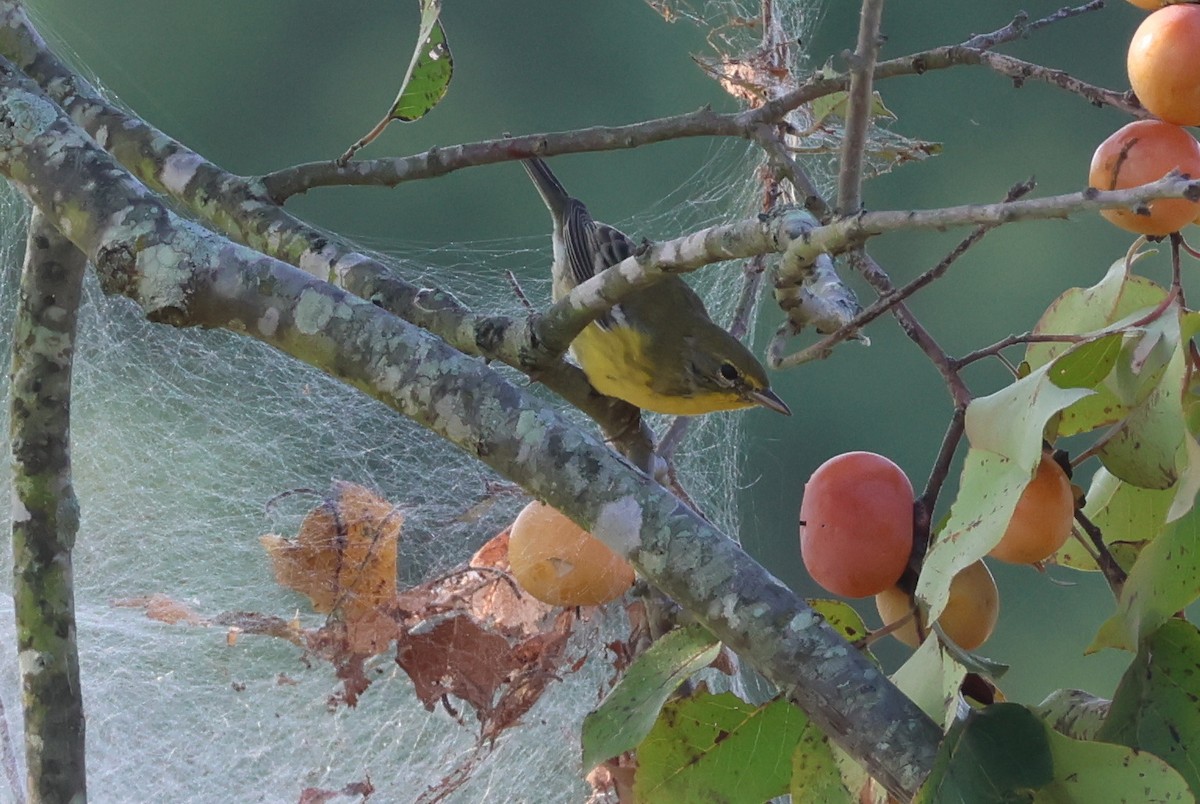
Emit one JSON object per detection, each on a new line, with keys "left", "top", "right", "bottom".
{"left": 917, "top": 407, "right": 967, "bottom": 542}
{"left": 952, "top": 333, "right": 1083, "bottom": 370}
{"left": 790, "top": 179, "right": 1038, "bottom": 366}
{"left": 1025, "top": 1, "right": 1106, "bottom": 40}
{"left": 1074, "top": 509, "right": 1127, "bottom": 596}
{"left": 837, "top": 0, "right": 886, "bottom": 215}
{"left": 263, "top": 34, "right": 1132, "bottom": 199}
{"left": 851, "top": 250, "right": 973, "bottom": 407}
{"left": 504, "top": 270, "right": 535, "bottom": 313}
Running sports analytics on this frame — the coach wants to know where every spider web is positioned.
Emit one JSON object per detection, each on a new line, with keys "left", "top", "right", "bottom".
{"left": 0, "top": 2, "right": 831, "bottom": 802}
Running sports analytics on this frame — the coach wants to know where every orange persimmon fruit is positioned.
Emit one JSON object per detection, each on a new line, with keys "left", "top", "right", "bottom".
{"left": 1128, "top": 4, "right": 1200, "bottom": 125}
{"left": 989, "top": 453, "right": 1075, "bottom": 565}
{"left": 799, "top": 452, "right": 914, "bottom": 598}
{"left": 875, "top": 560, "right": 999, "bottom": 651}
{"left": 507, "top": 501, "right": 634, "bottom": 607}
{"left": 1089, "top": 119, "right": 1200, "bottom": 235}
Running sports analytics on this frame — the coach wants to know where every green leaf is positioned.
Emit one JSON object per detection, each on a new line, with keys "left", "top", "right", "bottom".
{"left": 965, "top": 360, "right": 1093, "bottom": 469}
{"left": 1062, "top": 467, "right": 1172, "bottom": 571}
{"left": 1047, "top": 333, "right": 1123, "bottom": 390}
{"left": 1033, "top": 689, "right": 1110, "bottom": 741}
{"left": 808, "top": 598, "right": 870, "bottom": 644}
{"left": 891, "top": 635, "right": 967, "bottom": 730}
{"left": 337, "top": 0, "right": 453, "bottom": 163}
{"left": 635, "top": 691, "right": 808, "bottom": 803}
{"left": 1091, "top": 502, "right": 1200, "bottom": 652}
{"left": 1026, "top": 251, "right": 1164, "bottom": 371}
{"left": 1097, "top": 320, "right": 1186, "bottom": 491}
{"left": 917, "top": 350, "right": 1100, "bottom": 621}
{"left": 915, "top": 703, "right": 1054, "bottom": 803}
{"left": 810, "top": 89, "right": 896, "bottom": 127}
{"left": 1097, "top": 619, "right": 1200, "bottom": 798}
{"left": 391, "top": 3, "right": 453, "bottom": 122}
{"left": 1037, "top": 717, "right": 1193, "bottom": 802}
{"left": 1025, "top": 254, "right": 1167, "bottom": 436}
{"left": 917, "top": 448, "right": 1030, "bottom": 622}
{"left": 580, "top": 624, "right": 719, "bottom": 771}
{"left": 790, "top": 720, "right": 856, "bottom": 804}
{"left": 916, "top": 703, "right": 1192, "bottom": 803}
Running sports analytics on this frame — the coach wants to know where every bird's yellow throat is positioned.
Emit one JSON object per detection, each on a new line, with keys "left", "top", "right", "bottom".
{"left": 570, "top": 322, "right": 757, "bottom": 416}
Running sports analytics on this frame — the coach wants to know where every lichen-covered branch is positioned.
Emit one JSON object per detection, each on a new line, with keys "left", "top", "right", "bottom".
{"left": 0, "top": 59, "right": 942, "bottom": 799}
{"left": 10, "top": 207, "right": 88, "bottom": 803}
{"left": 0, "top": 0, "right": 657, "bottom": 467}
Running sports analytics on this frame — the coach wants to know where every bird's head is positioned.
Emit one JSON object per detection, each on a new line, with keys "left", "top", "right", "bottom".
{"left": 689, "top": 332, "right": 791, "bottom": 416}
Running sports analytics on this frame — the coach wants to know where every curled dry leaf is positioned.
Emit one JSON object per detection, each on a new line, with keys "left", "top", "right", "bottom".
{"left": 261, "top": 481, "right": 403, "bottom": 655}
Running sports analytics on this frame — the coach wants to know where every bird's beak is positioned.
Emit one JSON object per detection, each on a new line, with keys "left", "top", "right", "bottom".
{"left": 747, "top": 388, "right": 791, "bottom": 416}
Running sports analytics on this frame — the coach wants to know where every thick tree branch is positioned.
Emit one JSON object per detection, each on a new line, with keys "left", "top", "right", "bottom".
{"left": 0, "top": 57, "right": 942, "bottom": 799}
{"left": 10, "top": 208, "right": 88, "bottom": 803}
{"left": 0, "top": 0, "right": 1150, "bottom": 400}
{"left": 0, "top": 0, "right": 659, "bottom": 467}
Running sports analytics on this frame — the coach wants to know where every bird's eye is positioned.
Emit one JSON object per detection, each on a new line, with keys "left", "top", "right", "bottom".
{"left": 719, "top": 362, "right": 739, "bottom": 382}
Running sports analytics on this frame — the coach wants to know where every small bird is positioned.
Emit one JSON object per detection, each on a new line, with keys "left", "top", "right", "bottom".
{"left": 523, "top": 157, "right": 791, "bottom": 417}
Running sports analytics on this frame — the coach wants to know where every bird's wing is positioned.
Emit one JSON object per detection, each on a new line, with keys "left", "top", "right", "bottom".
{"left": 563, "top": 203, "right": 634, "bottom": 278}
{"left": 563, "top": 199, "right": 603, "bottom": 288}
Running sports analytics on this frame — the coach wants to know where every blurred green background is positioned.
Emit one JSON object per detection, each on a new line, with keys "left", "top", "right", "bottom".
{"left": 23, "top": 0, "right": 1184, "bottom": 707}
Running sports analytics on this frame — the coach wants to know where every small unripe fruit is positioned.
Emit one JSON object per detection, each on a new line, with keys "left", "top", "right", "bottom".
{"left": 800, "top": 452, "right": 914, "bottom": 598}
{"left": 875, "top": 560, "right": 999, "bottom": 650}
{"left": 1089, "top": 120, "right": 1200, "bottom": 236}
{"left": 989, "top": 454, "right": 1075, "bottom": 565}
{"left": 507, "top": 501, "right": 634, "bottom": 606}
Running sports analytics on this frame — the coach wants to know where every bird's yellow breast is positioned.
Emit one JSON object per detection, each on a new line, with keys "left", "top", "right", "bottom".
{"left": 570, "top": 322, "right": 752, "bottom": 416}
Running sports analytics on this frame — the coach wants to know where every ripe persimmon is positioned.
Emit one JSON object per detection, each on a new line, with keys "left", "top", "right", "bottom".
{"left": 799, "top": 452, "right": 914, "bottom": 598}
{"left": 1089, "top": 119, "right": 1200, "bottom": 235}
{"left": 875, "top": 560, "right": 999, "bottom": 650}
{"left": 1128, "top": 4, "right": 1200, "bottom": 125}
{"left": 507, "top": 501, "right": 634, "bottom": 606}
{"left": 989, "top": 453, "right": 1075, "bottom": 565}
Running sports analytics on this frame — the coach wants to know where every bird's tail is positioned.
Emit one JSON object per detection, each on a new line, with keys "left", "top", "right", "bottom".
{"left": 522, "top": 157, "right": 571, "bottom": 219}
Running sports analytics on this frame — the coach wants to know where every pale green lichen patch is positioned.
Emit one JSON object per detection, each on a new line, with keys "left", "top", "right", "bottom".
{"left": 10, "top": 491, "right": 30, "bottom": 522}
{"left": 0, "top": 90, "right": 58, "bottom": 151}
{"left": 593, "top": 496, "right": 643, "bottom": 557}
{"left": 161, "top": 151, "right": 203, "bottom": 196}
{"left": 136, "top": 240, "right": 192, "bottom": 313}
{"left": 256, "top": 306, "right": 280, "bottom": 338}
{"left": 294, "top": 287, "right": 337, "bottom": 335}
{"left": 434, "top": 394, "right": 472, "bottom": 443}
{"left": 18, "top": 648, "right": 46, "bottom": 677}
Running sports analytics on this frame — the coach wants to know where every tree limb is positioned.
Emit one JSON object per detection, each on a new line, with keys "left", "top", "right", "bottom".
{"left": 0, "top": 56, "right": 943, "bottom": 799}
{"left": 10, "top": 207, "right": 88, "bottom": 803}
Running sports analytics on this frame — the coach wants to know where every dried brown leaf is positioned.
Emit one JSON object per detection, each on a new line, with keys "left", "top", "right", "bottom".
{"left": 298, "top": 777, "right": 374, "bottom": 804}
{"left": 396, "top": 614, "right": 519, "bottom": 712}
{"left": 112, "top": 594, "right": 206, "bottom": 626}
{"left": 262, "top": 482, "right": 402, "bottom": 656}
